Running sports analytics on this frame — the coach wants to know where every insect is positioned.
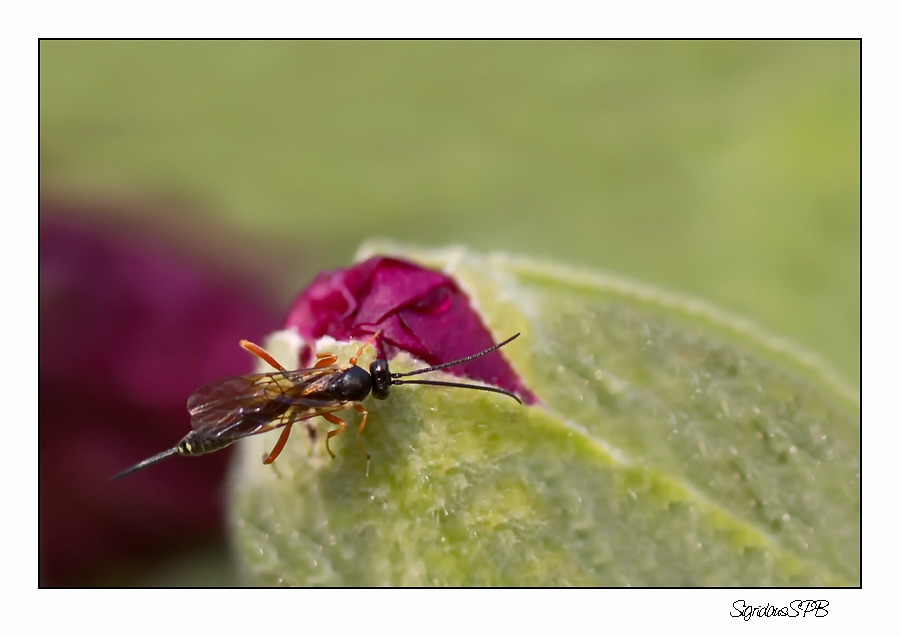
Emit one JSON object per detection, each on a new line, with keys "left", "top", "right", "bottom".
{"left": 111, "top": 333, "right": 522, "bottom": 480}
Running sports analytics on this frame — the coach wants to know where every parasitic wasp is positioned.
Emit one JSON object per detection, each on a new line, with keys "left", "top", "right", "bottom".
{"left": 111, "top": 333, "right": 522, "bottom": 480}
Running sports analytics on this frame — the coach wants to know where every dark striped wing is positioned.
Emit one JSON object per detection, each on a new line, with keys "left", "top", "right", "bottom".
{"left": 186, "top": 365, "right": 347, "bottom": 442}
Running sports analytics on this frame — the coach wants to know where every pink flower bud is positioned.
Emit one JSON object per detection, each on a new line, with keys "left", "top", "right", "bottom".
{"left": 285, "top": 256, "right": 535, "bottom": 404}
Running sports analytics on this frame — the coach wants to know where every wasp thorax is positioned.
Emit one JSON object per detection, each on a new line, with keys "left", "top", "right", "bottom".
{"left": 327, "top": 365, "right": 373, "bottom": 402}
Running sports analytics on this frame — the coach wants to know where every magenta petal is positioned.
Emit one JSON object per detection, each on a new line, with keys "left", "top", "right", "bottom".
{"left": 285, "top": 257, "right": 536, "bottom": 404}
{"left": 40, "top": 211, "right": 281, "bottom": 585}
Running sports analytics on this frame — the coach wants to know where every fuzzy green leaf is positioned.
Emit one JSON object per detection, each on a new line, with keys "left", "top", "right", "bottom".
{"left": 229, "top": 243, "right": 859, "bottom": 586}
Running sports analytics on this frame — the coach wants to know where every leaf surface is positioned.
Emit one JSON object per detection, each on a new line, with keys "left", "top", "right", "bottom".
{"left": 230, "top": 243, "right": 859, "bottom": 586}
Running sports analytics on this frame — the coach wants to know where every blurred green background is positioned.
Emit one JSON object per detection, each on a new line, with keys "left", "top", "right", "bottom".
{"left": 40, "top": 40, "right": 859, "bottom": 385}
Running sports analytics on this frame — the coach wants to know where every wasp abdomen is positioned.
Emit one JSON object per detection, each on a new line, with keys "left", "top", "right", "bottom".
{"left": 177, "top": 431, "right": 234, "bottom": 456}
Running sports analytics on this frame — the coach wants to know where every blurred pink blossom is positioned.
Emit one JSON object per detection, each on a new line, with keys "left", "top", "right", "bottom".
{"left": 40, "top": 210, "right": 281, "bottom": 585}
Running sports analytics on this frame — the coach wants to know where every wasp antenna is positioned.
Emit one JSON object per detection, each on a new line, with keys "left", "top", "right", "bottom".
{"left": 391, "top": 333, "right": 521, "bottom": 379}
{"left": 391, "top": 378, "right": 522, "bottom": 404}
{"left": 110, "top": 447, "right": 180, "bottom": 481}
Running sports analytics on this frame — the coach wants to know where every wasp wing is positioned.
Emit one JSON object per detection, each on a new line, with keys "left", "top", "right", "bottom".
{"left": 186, "top": 366, "right": 346, "bottom": 442}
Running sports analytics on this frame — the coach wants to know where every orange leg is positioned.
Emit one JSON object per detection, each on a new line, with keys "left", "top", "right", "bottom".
{"left": 349, "top": 330, "right": 382, "bottom": 365}
{"left": 322, "top": 412, "right": 346, "bottom": 459}
{"left": 263, "top": 424, "right": 293, "bottom": 465}
{"left": 314, "top": 353, "right": 338, "bottom": 368}
{"left": 240, "top": 340, "right": 287, "bottom": 371}
{"left": 353, "top": 403, "right": 370, "bottom": 459}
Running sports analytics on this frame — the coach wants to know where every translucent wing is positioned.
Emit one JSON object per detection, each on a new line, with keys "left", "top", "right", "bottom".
{"left": 186, "top": 366, "right": 346, "bottom": 442}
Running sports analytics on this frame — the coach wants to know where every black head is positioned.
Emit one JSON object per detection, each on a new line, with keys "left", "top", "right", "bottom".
{"left": 363, "top": 334, "right": 523, "bottom": 404}
{"left": 369, "top": 359, "right": 391, "bottom": 399}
